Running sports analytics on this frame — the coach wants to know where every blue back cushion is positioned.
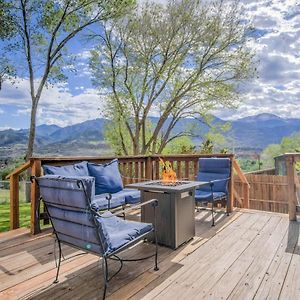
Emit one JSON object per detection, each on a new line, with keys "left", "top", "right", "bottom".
{"left": 36, "top": 175, "right": 104, "bottom": 254}
{"left": 43, "top": 161, "right": 89, "bottom": 177}
{"left": 37, "top": 175, "right": 95, "bottom": 209}
{"left": 197, "top": 158, "right": 230, "bottom": 193}
{"left": 87, "top": 159, "right": 123, "bottom": 195}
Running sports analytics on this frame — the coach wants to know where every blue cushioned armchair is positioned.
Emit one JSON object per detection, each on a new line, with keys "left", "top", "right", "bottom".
{"left": 195, "top": 158, "right": 231, "bottom": 226}
{"left": 35, "top": 175, "right": 158, "bottom": 299}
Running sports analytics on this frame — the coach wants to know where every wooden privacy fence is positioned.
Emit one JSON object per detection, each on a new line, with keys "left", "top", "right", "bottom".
{"left": 234, "top": 174, "right": 289, "bottom": 214}
{"left": 7, "top": 154, "right": 250, "bottom": 234}
{"left": 234, "top": 153, "right": 300, "bottom": 220}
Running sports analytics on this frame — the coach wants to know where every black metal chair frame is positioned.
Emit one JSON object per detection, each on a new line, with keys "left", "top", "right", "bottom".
{"left": 35, "top": 177, "right": 159, "bottom": 300}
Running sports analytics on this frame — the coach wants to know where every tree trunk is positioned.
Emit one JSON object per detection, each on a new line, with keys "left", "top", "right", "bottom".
{"left": 26, "top": 100, "right": 38, "bottom": 161}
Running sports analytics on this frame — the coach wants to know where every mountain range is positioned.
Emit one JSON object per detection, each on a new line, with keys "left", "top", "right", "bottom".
{"left": 1, "top": 113, "right": 300, "bottom": 158}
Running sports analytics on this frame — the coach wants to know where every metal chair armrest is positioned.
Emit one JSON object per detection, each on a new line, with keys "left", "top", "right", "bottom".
{"left": 94, "top": 199, "right": 158, "bottom": 218}
{"left": 208, "top": 176, "right": 231, "bottom": 187}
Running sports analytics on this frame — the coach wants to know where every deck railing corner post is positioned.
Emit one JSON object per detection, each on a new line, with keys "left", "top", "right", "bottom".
{"left": 9, "top": 174, "right": 20, "bottom": 230}
{"left": 30, "top": 159, "right": 42, "bottom": 234}
{"left": 228, "top": 156, "right": 235, "bottom": 213}
{"left": 146, "top": 156, "right": 153, "bottom": 180}
{"left": 286, "top": 155, "right": 297, "bottom": 221}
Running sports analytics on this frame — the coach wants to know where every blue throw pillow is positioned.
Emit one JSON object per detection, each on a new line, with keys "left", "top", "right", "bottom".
{"left": 43, "top": 161, "right": 89, "bottom": 177}
{"left": 87, "top": 159, "right": 123, "bottom": 195}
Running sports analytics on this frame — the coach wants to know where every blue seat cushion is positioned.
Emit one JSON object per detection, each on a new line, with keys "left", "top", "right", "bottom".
{"left": 96, "top": 211, "right": 153, "bottom": 254}
{"left": 88, "top": 159, "right": 123, "bottom": 195}
{"left": 118, "top": 188, "right": 141, "bottom": 204}
{"left": 43, "top": 161, "right": 89, "bottom": 177}
{"left": 195, "top": 190, "right": 227, "bottom": 202}
{"left": 92, "top": 193, "right": 126, "bottom": 210}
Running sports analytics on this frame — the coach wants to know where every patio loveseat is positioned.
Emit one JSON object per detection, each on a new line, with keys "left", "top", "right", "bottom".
{"left": 43, "top": 159, "right": 140, "bottom": 211}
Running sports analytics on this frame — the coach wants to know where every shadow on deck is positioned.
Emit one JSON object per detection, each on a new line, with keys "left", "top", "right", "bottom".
{"left": 0, "top": 209, "right": 299, "bottom": 300}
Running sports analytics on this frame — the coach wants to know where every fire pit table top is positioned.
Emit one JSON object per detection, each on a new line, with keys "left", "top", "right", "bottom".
{"left": 126, "top": 180, "right": 209, "bottom": 193}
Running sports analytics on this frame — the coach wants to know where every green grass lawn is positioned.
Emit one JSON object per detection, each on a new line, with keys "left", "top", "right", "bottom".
{"left": 0, "top": 202, "right": 31, "bottom": 232}
{"left": 0, "top": 188, "right": 10, "bottom": 203}
{"left": 0, "top": 186, "right": 31, "bottom": 232}
{"left": 0, "top": 187, "right": 51, "bottom": 233}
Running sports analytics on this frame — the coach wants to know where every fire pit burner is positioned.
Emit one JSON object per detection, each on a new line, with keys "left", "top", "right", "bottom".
{"left": 145, "top": 180, "right": 189, "bottom": 187}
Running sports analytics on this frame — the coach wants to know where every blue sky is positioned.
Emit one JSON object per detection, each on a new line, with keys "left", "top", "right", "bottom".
{"left": 0, "top": 0, "right": 300, "bottom": 130}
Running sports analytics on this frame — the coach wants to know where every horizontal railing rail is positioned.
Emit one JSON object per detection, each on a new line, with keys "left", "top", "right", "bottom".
{"left": 245, "top": 168, "right": 276, "bottom": 175}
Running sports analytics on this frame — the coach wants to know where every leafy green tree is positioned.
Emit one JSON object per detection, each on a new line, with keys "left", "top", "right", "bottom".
{"left": 261, "top": 144, "right": 282, "bottom": 168}
{"left": 0, "top": 0, "right": 134, "bottom": 159}
{"left": 0, "top": 2, "right": 17, "bottom": 89}
{"left": 163, "top": 136, "right": 196, "bottom": 155}
{"left": 200, "top": 139, "right": 214, "bottom": 154}
{"left": 261, "top": 132, "right": 300, "bottom": 168}
{"left": 0, "top": 1, "right": 16, "bottom": 38}
{"left": 90, "top": 0, "right": 254, "bottom": 155}
{"left": 237, "top": 158, "right": 260, "bottom": 172}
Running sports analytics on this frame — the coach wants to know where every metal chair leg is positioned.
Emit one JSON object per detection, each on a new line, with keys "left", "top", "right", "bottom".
{"left": 102, "top": 257, "right": 109, "bottom": 300}
{"left": 154, "top": 229, "right": 159, "bottom": 271}
{"left": 122, "top": 205, "right": 126, "bottom": 220}
{"left": 209, "top": 184, "right": 215, "bottom": 227}
{"left": 53, "top": 240, "right": 62, "bottom": 284}
{"left": 211, "top": 201, "right": 215, "bottom": 227}
{"left": 226, "top": 197, "right": 230, "bottom": 216}
{"left": 153, "top": 202, "right": 159, "bottom": 271}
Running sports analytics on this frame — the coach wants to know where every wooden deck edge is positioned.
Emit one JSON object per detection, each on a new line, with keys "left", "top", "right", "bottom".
{"left": 0, "top": 228, "right": 53, "bottom": 251}
{"left": 239, "top": 208, "right": 289, "bottom": 217}
{"left": 0, "top": 228, "right": 28, "bottom": 241}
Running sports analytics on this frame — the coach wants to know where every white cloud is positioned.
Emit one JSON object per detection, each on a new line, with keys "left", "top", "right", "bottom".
{"left": 0, "top": 126, "right": 20, "bottom": 130}
{"left": 76, "top": 50, "right": 92, "bottom": 60}
{"left": 215, "top": 0, "right": 300, "bottom": 120}
{"left": 0, "top": 78, "right": 107, "bottom": 127}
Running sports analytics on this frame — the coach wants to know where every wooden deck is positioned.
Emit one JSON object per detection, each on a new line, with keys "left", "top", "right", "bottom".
{"left": 0, "top": 209, "right": 299, "bottom": 300}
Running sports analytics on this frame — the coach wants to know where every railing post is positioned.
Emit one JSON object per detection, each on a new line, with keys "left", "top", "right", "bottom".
{"left": 146, "top": 156, "right": 153, "bottom": 180}
{"left": 243, "top": 182, "right": 250, "bottom": 209}
{"left": 31, "top": 159, "right": 41, "bottom": 234}
{"left": 9, "top": 174, "right": 19, "bottom": 230}
{"left": 232, "top": 158, "right": 250, "bottom": 209}
{"left": 228, "top": 156, "right": 234, "bottom": 214}
{"left": 286, "top": 155, "right": 297, "bottom": 221}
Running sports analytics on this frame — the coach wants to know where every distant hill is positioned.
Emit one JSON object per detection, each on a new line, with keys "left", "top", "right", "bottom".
{"left": 229, "top": 113, "right": 300, "bottom": 149}
{"left": 0, "top": 118, "right": 108, "bottom": 157}
{"left": 1, "top": 113, "right": 300, "bottom": 158}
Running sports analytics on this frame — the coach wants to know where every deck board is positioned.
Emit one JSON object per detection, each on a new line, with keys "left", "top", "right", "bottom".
{"left": 0, "top": 209, "right": 299, "bottom": 300}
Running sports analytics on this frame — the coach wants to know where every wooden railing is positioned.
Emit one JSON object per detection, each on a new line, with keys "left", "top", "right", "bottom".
{"left": 245, "top": 168, "right": 276, "bottom": 175}
{"left": 232, "top": 159, "right": 250, "bottom": 209}
{"left": 7, "top": 154, "right": 249, "bottom": 234}
{"left": 282, "top": 153, "right": 300, "bottom": 220}
{"left": 7, "top": 161, "right": 33, "bottom": 230}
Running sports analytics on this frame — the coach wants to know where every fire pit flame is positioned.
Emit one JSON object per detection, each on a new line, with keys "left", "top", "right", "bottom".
{"left": 159, "top": 158, "right": 177, "bottom": 185}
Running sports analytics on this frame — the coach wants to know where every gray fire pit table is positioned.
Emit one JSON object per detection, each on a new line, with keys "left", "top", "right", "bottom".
{"left": 126, "top": 180, "right": 209, "bottom": 249}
